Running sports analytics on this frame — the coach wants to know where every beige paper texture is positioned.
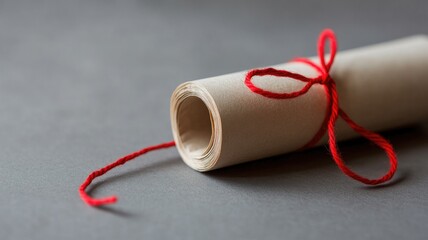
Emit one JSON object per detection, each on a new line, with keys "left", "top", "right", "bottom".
{"left": 170, "top": 36, "right": 428, "bottom": 171}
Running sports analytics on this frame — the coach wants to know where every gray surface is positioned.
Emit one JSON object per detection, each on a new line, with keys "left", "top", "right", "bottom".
{"left": 1, "top": 0, "right": 428, "bottom": 239}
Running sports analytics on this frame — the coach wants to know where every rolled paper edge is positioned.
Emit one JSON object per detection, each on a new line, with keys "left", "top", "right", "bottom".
{"left": 170, "top": 82, "right": 223, "bottom": 171}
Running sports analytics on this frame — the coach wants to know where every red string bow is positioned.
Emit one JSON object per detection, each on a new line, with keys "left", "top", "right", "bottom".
{"left": 245, "top": 29, "right": 397, "bottom": 185}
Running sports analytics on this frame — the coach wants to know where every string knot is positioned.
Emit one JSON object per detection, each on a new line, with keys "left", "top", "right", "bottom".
{"left": 319, "top": 74, "right": 331, "bottom": 84}
{"left": 245, "top": 29, "right": 398, "bottom": 185}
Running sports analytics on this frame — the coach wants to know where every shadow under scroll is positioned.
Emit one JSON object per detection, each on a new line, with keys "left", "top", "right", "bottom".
{"left": 206, "top": 124, "right": 428, "bottom": 187}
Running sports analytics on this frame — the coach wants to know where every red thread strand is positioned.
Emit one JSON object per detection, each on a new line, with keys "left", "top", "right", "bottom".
{"left": 79, "top": 29, "right": 398, "bottom": 207}
{"left": 79, "top": 141, "right": 175, "bottom": 206}
{"left": 245, "top": 29, "right": 397, "bottom": 185}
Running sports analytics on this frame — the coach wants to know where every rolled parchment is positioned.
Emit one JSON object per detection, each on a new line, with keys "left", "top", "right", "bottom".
{"left": 170, "top": 35, "right": 428, "bottom": 172}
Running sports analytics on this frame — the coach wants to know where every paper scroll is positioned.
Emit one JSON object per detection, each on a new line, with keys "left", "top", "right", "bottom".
{"left": 170, "top": 35, "right": 428, "bottom": 172}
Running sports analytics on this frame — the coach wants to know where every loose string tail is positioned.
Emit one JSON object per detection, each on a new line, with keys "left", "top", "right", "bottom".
{"left": 79, "top": 141, "right": 175, "bottom": 206}
{"left": 79, "top": 29, "right": 398, "bottom": 207}
{"left": 245, "top": 29, "right": 397, "bottom": 185}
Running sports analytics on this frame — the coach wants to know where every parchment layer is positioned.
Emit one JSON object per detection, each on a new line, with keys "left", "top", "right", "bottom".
{"left": 171, "top": 36, "right": 428, "bottom": 171}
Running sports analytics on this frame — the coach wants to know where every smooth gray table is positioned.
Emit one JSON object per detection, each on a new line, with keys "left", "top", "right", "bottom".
{"left": 1, "top": 0, "right": 428, "bottom": 239}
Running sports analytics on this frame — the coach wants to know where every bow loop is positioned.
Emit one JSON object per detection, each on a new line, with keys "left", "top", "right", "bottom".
{"left": 317, "top": 28, "right": 337, "bottom": 74}
{"left": 245, "top": 68, "right": 317, "bottom": 99}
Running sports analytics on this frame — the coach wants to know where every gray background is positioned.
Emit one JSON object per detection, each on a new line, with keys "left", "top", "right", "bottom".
{"left": 1, "top": 0, "right": 428, "bottom": 239}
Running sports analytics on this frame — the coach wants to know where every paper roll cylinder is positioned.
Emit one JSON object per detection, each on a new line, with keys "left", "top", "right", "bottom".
{"left": 170, "top": 36, "right": 428, "bottom": 172}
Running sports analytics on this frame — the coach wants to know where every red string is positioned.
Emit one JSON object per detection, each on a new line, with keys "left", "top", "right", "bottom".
{"left": 245, "top": 29, "right": 397, "bottom": 185}
{"left": 79, "top": 141, "right": 175, "bottom": 206}
{"left": 79, "top": 29, "right": 398, "bottom": 207}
